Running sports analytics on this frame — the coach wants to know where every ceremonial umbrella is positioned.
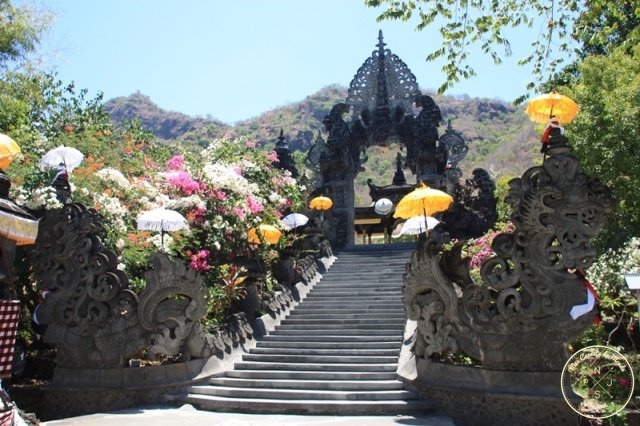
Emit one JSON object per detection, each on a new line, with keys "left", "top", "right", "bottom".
{"left": 247, "top": 224, "right": 282, "bottom": 245}
{"left": 281, "top": 213, "right": 309, "bottom": 230}
{"left": 398, "top": 215, "right": 440, "bottom": 236}
{"left": 136, "top": 208, "right": 187, "bottom": 247}
{"left": 309, "top": 196, "right": 333, "bottom": 211}
{"left": 0, "top": 134, "right": 21, "bottom": 170}
{"left": 525, "top": 90, "right": 579, "bottom": 124}
{"left": 393, "top": 183, "right": 453, "bottom": 219}
{"left": 38, "top": 145, "right": 84, "bottom": 172}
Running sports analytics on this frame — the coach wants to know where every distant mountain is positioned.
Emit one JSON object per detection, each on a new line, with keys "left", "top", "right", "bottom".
{"left": 104, "top": 87, "right": 538, "bottom": 205}
{"left": 104, "top": 92, "right": 230, "bottom": 141}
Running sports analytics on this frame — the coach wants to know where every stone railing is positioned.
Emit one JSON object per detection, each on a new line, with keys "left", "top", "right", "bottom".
{"left": 398, "top": 139, "right": 615, "bottom": 425}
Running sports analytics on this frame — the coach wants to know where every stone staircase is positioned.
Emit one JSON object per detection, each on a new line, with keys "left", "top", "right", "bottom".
{"left": 186, "top": 243, "right": 430, "bottom": 415}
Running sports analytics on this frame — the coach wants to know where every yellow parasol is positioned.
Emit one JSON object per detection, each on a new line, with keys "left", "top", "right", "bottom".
{"left": 247, "top": 224, "right": 282, "bottom": 245}
{"left": 309, "top": 195, "right": 333, "bottom": 211}
{"left": 393, "top": 183, "right": 453, "bottom": 219}
{"left": 0, "top": 134, "right": 21, "bottom": 170}
{"left": 525, "top": 90, "right": 579, "bottom": 124}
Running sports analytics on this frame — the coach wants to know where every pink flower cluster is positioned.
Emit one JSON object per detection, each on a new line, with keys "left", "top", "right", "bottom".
{"left": 467, "top": 224, "right": 515, "bottom": 270}
{"left": 167, "top": 154, "right": 185, "bottom": 171}
{"left": 247, "top": 196, "right": 264, "bottom": 214}
{"left": 266, "top": 150, "right": 279, "bottom": 163}
{"left": 167, "top": 171, "right": 203, "bottom": 195}
{"left": 189, "top": 249, "right": 211, "bottom": 272}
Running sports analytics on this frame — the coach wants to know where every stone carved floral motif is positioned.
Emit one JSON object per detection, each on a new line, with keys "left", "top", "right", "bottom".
{"left": 34, "top": 203, "right": 250, "bottom": 368}
{"left": 405, "top": 146, "right": 615, "bottom": 371}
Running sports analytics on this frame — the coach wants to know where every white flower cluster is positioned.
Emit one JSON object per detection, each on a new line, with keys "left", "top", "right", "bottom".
{"left": 95, "top": 193, "right": 129, "bottom": 233}
{"left": 147, "top": 233, "right": 173, "bottom": 251}
{"left": 588, "top": 237, "right": 640, "bottom": 314}
{"left": 199, "top": 139, "right": 224, "bottom": 160}
{"left": 166, "top": 194, "right": 206, "bottom": 210}
{"left": 95, "top": 167, "right": 130, "bottom": 190}
{"left": 268, "top": 191, "right": 287, "bottom": 208}
{"left": 14, "top": 186, "right": 63, "bottom": 210}
{"left": 202, "top": 163, "right": 259, "bottom": 197}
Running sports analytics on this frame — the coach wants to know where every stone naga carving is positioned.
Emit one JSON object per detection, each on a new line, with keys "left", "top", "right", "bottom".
{"left": 34, "top": 203, "right": 246, "bottom": 368}
{"left": 405, "top": 146, "right": 615, "bottom": 371}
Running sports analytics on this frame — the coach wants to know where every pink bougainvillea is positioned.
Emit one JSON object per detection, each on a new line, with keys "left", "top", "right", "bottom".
{"left": 211, "top": 189, "right": 228, "bottom": 201}
{"left": 189, "top": 249, "right": 211, "bottom": 272}
{"left": 167, "top": 154, "right": 185, "bottom": 171}
{"left": 233, "top": 206, "right": 246, "bottom": 220}
{"left": 246, "top": 196, "right": 264, "bottom": 214}
{"left": 167, "top": 171, "right": 202, "bottom": 195}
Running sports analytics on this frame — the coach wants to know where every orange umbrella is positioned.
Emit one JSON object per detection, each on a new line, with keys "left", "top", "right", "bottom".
{"left": 247, "top": 224, "right": 282, "bottom": 245}
{"left": 393, "top": 183, "right": 453, "bottom": 219}
{"left": 309, "top": 196, "right": 333, "bottom": 211}
{"left": 0, "top": 134, "right": 21, "bottom": 170}
{"left": 525, "top": 90, "right": 579, "bottom": 124}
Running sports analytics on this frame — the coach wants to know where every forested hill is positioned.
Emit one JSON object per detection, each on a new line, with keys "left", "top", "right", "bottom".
{"left": 104, "top": 92, "right": 230, "bottom": 141}
{"left": 104, "top": 86, "right": 539, "bottom": 184}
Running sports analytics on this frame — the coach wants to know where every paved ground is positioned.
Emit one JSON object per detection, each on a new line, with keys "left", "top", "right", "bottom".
{"left": 42, "top": 404, "right": 456, "bottom": 426}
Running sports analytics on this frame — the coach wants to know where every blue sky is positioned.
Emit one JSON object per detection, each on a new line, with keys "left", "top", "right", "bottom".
{"left": 32, "top": 0, "right": 541, "bottom": 124}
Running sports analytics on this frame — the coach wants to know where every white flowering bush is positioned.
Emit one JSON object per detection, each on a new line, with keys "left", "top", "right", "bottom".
{"left": 14, "top": 136, "right": 304, "bottom": 324}
{"left": 587, "top": 237, "right": 640, "bottom": 326}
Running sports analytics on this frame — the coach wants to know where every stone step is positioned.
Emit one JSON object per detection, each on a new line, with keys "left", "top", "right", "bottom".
{"left": 269, "top": 329, "right": 402, "bottom": 336}
{"left": 302, "top": 294, "right": 403, "bottom": 300}
{"left": 190, "top": 385, "right": 416, "bottom": 401}
{"left": 304, "top": 292, "right": 402, "bottom": 298}
{"left": 208, "top": 377, "right": 406, "bottom": 391}
{"left": 288, "top": 308, "right": 404, "bottom": 315}
{"left": 235, "top": 361, "right": 398, "bottom": 372}
{"left": 297, "top": 302, "right": 404, "bottom": 307}
{"left": 256, "top": 340, "right": 402, "bottom": 350}
{"left": 224, "top": 369, "right": 399, "bottom": 381}
{"left": 280, "top": 318, "right": 405, "bottom": 325}
{"left": 185, "top": 394, "right": 431, "bottom": 415}
{"left": 249, "top": 347, "right": 400, "bottom": 356}
{"left": 275, "top": 319, "right": 404, "bottom": 331}
{"left": 284, "top": 313, "right": 405, "bottom": 320}
{"left": 260, "top": 334, "right": 402, "bottom": 343}
{"left": 241, "top": 353, "right": 398, "bottom": 364}
{"left": 312, "top": 284, "right": 402, "bottom": 290}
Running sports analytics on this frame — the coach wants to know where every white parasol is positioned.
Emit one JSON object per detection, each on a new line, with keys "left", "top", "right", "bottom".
{"left": 137, "top": 208, "right": 187, "bottom": 232}
{"left": 38, "top": 145, "right": 84, "bottom": 172}
{"left": 281, "top": 213, "right": 309, "bottom": 230}
{"left": 397, "top": 215, "right": 440, "bottom": 236}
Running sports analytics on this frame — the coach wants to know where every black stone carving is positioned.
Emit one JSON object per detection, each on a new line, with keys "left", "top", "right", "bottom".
{"left": 404, "top": 145, "right": 615, "bottom": 371}
{"left": 439, "top": 168, "right": 498, "bottom": 239}
{"left": 272, "top": 129, "right": 299, "bottom": 178}
{"left": 347, "top": 30, "right": 420, "bottom": 145}
{"left": 33, "top": 203, "right": 247, "bottom": 368}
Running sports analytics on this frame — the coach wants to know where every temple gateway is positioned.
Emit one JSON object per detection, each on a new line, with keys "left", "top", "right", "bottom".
{"left": 306, "top": 31, "right": 497, "bottom": 247}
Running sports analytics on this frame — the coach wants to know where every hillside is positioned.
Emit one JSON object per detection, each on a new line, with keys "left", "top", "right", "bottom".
{"left": 105, "top": 87, "right": 539, "bottom": 205}
{"left": 104, "top": 92, "right": 230, "bottom": 141}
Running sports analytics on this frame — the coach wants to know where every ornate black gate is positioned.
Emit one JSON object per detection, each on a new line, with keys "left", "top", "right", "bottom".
{"left": 306, "top": 31, "right": 494, "bottom": 247}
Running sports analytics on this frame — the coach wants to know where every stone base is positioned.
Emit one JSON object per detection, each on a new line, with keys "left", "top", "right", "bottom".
{"left": 42, "top": 384, "right": 186, "bottom": 421}
{"left": 406, "top": 358, "right": 581, "bottom": 426}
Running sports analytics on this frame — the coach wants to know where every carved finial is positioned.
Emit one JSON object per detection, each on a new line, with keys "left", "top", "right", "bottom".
{"left": 276, "top": 128, "right": 286, "bottom": 148}
{"left": 377, "top": 30, "right": 386, "bottom": 50}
